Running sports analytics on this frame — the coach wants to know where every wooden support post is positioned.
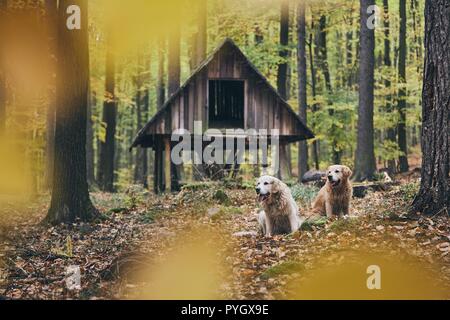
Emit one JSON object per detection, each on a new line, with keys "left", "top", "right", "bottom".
{"left": 153, "top": 139, "right": 165, "bottom": 194}
{"left": 164, "top": 137, "right": 171, "bottom": 192}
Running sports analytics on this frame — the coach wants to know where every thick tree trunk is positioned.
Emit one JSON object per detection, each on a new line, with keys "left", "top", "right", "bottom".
{"left": 297, "top": 1, "right": 308, "bottom": 180}
{"left": 383, "top": 0, "right": 397, "bottom": 174}
{"left": 44, "top": 0, "right": 56, "bottom": 189}
{"left": 411, "top": 0, "right": 449, "bottom": 215}
{"left": 45, "top": 0, "right": 97, "bottom": 224}
{"left": 98, "top": 31, "right": 117, "bottom": 192}
{"left": 397, "top": 0, "right": 409, "bottom": 173}
{"left": 353, "top": 0, "right": 377, "bottom": 182}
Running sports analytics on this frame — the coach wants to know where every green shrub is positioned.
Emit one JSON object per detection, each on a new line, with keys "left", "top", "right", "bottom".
{"left": 399, "top": 182, "right": 419, "bottom": 202}
{"left": 290, "top": 184, "right": 319, "bottom": 206}
{"left": 212, "top": 189, "right": 231, "bottom": 206}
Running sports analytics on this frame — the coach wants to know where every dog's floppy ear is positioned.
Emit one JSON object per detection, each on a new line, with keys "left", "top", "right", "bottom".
{"left": 343, "top": 166, "right": 353, "bottom": 178}
{"left": 271, "top": 179, "right": 284, "bottom": 194}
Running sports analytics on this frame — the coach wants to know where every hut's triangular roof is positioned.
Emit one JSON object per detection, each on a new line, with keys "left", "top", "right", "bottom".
{"left": 132, "top": 38, "right": 314, "bottom": 148}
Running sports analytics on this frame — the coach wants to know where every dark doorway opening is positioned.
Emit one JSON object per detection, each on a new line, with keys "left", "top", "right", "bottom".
{"left": 208, "top": 80, "right": 245, "bottom": 129}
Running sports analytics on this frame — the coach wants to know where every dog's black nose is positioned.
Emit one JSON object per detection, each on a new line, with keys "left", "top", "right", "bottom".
{"left": 328, "top": 175, "right": 333, "bottom": 181}
{"left": 256, "top": 187, "right": 261, "bottom": 194}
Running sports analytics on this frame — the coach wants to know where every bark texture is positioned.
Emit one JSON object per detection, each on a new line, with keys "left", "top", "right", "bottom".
{"left": 46, "top": 0, "right": 97, "bottom": 224}
{"left": 353, "top": 0, "right": 377, "bottom": 181}
{"left": 297, "top": 1, "right": 308, "bottom": 180}
{"left": 411, "top": 0, "right": 449, "bottom": 215}
{"left": 98, "top": 31, "right": 117, "bottom": 192}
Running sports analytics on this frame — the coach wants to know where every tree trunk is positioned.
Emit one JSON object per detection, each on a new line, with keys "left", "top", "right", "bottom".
{"left": 277, "top": 0, "right": 289, "bottom": 100}
{"left": 297, "top": 0, "right": 308, "bottom": 180}
{"left": 98, "top": 30, "right": 117, "bottom": 192}
{"left": 383, "top": 0, "right": 397, "bottom": 174}
{"left": 277, "top": 0, "right": 291, "bottom": 179}
{"left": 0, "top": 0, "right": 7, "bottom": 136}
{"left": 196, "top": 0, "right": 207, "bottom": 67}
{"left": 134, "top": 52, "right": 147, "bottom": 187}
{"left": 86, "top": 85, "right": 95, "bottom": 187}
{"left": 411, "top": 0, "right": 449, "bottom": 215}
{"left": 317, "top": 15, "right": 341, "bottom": 164}
{"left": 45, "top": 0, "right": 98, "bottom": 224}
{"left": 157, "top": 36, "right": 166, "bottom": 110}
{"left": 353, "top": 0, "right": 377, "bottom": 182}
{"left": 44, "top": 0, "right": 56, "bottom": 189}
{"left": 397, "top": 0, "right": 409, "bottom": 173}
{"left": 193, "top": 0, "right": 207, "bottom": 181}
{"left": 308, "top": 21, "right": 320, "bottom": 170}
{"left": 168, "top": 15, "right": 182, "bottom": 191}
{"left": 346, "top": 4, "right": 354, "bottom": 88}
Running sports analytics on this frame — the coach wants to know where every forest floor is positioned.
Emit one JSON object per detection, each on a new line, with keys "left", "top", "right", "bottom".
{"left": 0, "top": 170, "right": 449, "bottom": 300}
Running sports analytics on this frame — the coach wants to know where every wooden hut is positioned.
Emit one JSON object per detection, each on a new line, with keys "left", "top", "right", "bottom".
{"left": 131, "top": 39, "right": 314, "bottom": 193}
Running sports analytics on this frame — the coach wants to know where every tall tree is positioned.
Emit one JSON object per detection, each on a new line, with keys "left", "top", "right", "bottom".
{"left": 383, "top": 0, "right": 396, "bottom": 174}
{"left": 297, "top": 0, "right": 308, "bottom": 179}
{"left": 397, "top": 0, "right": 409, "bottom": 172}
{"left": 157, "top": 36, "right": 166, "bottom": 110}
{"left": 192, "top": 0, "right": 207, "bottom": 181}
{"left": 43, "top": 0, "right": 57, "bottom": 189}
{"left": 86, "top": 86, "right": 96, "bottom": 187}
{"left": 411, "top": 0, "right": 449, "bottom": 215}
{"left": 168, "top": 11, "right": 182, "bottom": 191}
{"left": 353, "top": 0, "right": 377, "bottom": 181}
{"left": 277, "top": 0, "right": 291, "bottom": 179}
{"left": 308, "top": 19, "right": 320, "bottom": 169}
{"left": 134, "top": 51, "right": 149, "bottom": 187}
{"left": 196, "top": 0, "right": 207, "bottom": 67}
{"left": 277, "top": 0, "right": 289, "bottom": 99}
{"left": 0, "top": 0, "right": 6, "bottom": 136}
{"left": 45, "top": 0, "right": 98, "bottom": 224}
{"left": 317, "top": 14, "right": 341, "bottom": 164}
{"left": 98, "top": 30, "right": 117, "bottom": 192}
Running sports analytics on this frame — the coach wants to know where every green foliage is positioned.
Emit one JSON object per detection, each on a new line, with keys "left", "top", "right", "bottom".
{"left": 209, "top": 205, "right": 243, "bottom": 222}
{"left": 260, "top": 261, "right": 304, "bottom": 280}
{"left": 290, "top": 184, "right": 319, "bottom": 207}
{"left": 301, "top": 216, "right": 328, "bottom": 231}
{"left": 212, "top": 189, "right": 231, "bottom": 206}
{"left": 328, "top": 217, "right": 360, "bottom": 233}
{"left": 399, "top": 182, "right": 420, "bottom": 202}
{"left": 124, "top": 184, "right": 149, "bottom": 209}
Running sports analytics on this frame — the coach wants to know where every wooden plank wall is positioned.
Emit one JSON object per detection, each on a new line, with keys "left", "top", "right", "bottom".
{"left": 144, "top": 44, "right": 305, "bottom": 138}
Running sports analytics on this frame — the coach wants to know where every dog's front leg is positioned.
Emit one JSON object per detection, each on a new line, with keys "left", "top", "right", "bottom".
{"left": 325, "top": 201, "right": 333, "bottom": 218}
{"left": 265, "top": 217, "right": 273, "bottom": 237}
{"left": 342, "top": 203, "right": 350, "bottom": 217}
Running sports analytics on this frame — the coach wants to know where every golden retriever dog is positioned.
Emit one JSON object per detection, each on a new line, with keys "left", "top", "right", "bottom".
{"left": 256, "top": 176, "right": 303, "bottom": 236}
{"left": 312, "top": 165, "right": 353, "bottom": 218}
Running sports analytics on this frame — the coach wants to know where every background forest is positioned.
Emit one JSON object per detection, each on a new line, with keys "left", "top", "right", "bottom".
{"left": 0, "top": 0, "right": 425, "bottom": 195}
{"left": 0, "top": 0, "right": 449, "bottom": 301}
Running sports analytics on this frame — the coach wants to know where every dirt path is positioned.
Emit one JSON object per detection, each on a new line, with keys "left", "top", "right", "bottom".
{"left": 1, "top": 181, "right": 449, "bottom": 299}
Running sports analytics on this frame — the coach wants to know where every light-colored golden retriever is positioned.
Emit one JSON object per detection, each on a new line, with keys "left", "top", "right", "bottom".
{"left": 312, "top": 165, "right": 353, "bottom": 218}
{"left": 256, "top": 176, "right": 302, "bottom": 236}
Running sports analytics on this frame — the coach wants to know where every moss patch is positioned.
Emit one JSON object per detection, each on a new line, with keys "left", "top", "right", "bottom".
{"left": 260, "top": 261, "right": 304, "bottom": 280}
